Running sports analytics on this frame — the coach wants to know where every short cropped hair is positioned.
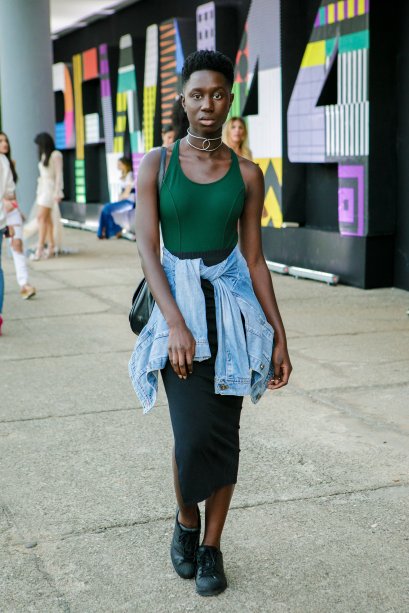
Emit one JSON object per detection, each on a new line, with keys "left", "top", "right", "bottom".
{"left": 182, "top": 50, "right": 234, "bottom": 88}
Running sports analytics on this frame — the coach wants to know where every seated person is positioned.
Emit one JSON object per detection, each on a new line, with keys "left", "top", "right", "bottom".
{"left": 98, "top": 157, "right": 135, "bottom": 239}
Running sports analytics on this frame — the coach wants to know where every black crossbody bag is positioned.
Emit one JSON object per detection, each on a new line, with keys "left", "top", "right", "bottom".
{"left": 129, "top": 146, "right": 167, "bottom": 335}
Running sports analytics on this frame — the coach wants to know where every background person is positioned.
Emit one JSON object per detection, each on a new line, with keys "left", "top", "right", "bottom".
{"left": 162, "top": 124, "right": 175, "bottom": 146}
{"left": 30, "top": 132, "right": 64, "bottom": 260}
{"left": 0, "top": 152, "right": 16, "bottom": 335}
{"left": 97, "top": 157, "right": 135, "bottom": 239}
{"left": 0, "top": 132, "right": 36, "bottom": 299}
{"left": 222, "top": 116, "right": 252, "bottom": 160}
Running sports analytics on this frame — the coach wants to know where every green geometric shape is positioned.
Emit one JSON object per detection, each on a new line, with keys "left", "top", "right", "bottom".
{"left": 339, "top": 30, "right": 369, "bottom": 53}
{"left": 319, "top": 6, "right": 326, "bottom": 26}
{"left": 118, "top": 69, "right": 137, "bottom": 93}
{"left": 130, "top": 132, "right": 138, "bottom": 152}
{"left": 326, "top": 38, "right": 337, "bottom": 58}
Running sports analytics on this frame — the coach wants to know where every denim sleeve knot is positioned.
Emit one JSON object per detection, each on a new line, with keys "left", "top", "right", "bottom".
{"left": 129, "top": 246, "right": 274, "bottom": 413}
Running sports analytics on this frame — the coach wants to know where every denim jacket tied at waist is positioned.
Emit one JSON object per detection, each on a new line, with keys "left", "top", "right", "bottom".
{"left": 128, "top": 246, "right": 274, "bottom": 413}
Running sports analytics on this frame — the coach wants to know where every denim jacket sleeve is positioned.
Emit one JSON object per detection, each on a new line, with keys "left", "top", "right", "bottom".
{"left": 128, "top": 247, "right": 274, "bottom": 413}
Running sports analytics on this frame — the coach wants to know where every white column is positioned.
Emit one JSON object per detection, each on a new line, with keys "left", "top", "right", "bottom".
{"left": 0, "top": 0, "right": 55, "bottom": 215}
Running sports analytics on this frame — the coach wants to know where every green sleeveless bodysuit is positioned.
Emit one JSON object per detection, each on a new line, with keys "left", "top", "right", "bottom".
{"left": 159, "top": 139, "right": 245, "bottom": 253}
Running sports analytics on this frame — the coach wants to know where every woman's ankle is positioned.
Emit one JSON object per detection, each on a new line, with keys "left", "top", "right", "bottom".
{"left": 178, "top": 506, "right": 199, "bottom": 529}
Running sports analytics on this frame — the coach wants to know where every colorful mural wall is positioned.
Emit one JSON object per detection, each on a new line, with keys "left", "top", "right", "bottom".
{"left": 52, "top": 0, "right": 369, "bottom": 239}
{"left": 287, "top": 0, "right": 370, "bottom": 236}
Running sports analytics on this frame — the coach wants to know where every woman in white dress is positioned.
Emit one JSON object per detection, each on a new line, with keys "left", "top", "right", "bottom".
{"left": 32, "top": 133, "right": 64, "bottom": 260}
{"left": 0, "top": 132, "right": 36, "bottom": 299}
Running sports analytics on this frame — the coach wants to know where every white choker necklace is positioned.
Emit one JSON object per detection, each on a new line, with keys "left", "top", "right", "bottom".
{"left": 186, "top": 128, "right": 223, "bottom": 152}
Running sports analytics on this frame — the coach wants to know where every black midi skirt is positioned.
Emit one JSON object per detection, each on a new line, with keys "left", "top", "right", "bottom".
{"left": 161, "top": 249, "right": 243, "bottom": 505}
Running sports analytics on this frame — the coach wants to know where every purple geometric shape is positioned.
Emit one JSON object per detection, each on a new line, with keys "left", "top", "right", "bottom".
{"left": 365, "top": 0, "right": 370, "bottom": 13}
{"left": 314, "top": 12, "right": 320, "bottom": 28}
{"left": 101, "top": 79, "right": 111, "bottom": 97}
{"left": 355, "top": 0, "right": 359, "bottom": 16}
{"left": 338, "top": 165, "right": 365, "bottom": 236}
{"left": 338, "top": 187, "right": 355, "bottom": 224}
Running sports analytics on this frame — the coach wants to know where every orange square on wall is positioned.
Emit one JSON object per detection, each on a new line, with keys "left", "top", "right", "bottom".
{"left": 83, "top": 48, "right": 99, "bottom": 80}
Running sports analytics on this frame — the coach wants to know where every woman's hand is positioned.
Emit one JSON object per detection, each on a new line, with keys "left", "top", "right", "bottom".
{"left": 3, "top": 199, "right": 16, "bottom": 213}
{"left": 168, "top": 321, "right": 196, "bottom": 379}
{"left": 267, "top": 340, "right": 292, "bottom": 390}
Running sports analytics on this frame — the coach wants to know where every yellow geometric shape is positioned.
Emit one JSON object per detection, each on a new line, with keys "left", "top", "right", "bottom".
{"left": 143, "top": 85, "right": 157, "bottom": 151}
{"left": 347, "top": 0, "right": 355, "bottom": 18}
{"left": 254, "top": 157, "right": 283, "bottom": 228}
{"left": 301, "top": 41, "right": 326, "bottom": 68}
{"left": 358, "top": 0, "right": 365, "bottom": 15}
{"left": 116, "top": 93, "right": 127, "bottom": 112}
{"left": 272, "top": 157, "right": 282, "bottom": 185}
{"left": 114, "top": 136, "right": 124, "bottom": 153}
{"left": 328, "top": 3, "right": 335, "bottom": 24}
{"left": 261, "top": 186, "right": 283, "bottom": 228}
{"left": 337, "top": 1, "right": 345, "bottom": 20}
{"left": 73, "top": 53, "right": 84, "bottom": 160}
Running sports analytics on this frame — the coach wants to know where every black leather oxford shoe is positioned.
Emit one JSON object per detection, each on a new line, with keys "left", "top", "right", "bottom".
{"left": 195, "top": 545, "right": 227, "bottom": 596}
{"left": 170, "top": 507, "right": 201, "bottom": 579}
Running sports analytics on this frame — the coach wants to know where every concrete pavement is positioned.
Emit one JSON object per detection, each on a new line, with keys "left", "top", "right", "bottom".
{"left": 1, "top": 228, "right": 408, "bottom": 613}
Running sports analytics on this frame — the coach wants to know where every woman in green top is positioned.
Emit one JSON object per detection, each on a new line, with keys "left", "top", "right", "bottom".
{"left": 135, "top": 50, "right": 292, "bottom": 597}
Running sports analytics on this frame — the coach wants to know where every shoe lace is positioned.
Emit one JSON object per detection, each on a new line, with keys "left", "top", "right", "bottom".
{"left": 178, "top": 530, "right": 198, "bottom": 558}
{"left": 197, "top": 548, "right": 218, "bottom": 577}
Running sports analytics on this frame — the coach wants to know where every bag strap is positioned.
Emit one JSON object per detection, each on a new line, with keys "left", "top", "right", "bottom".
{"left": 157, "top": 146, "right": 167, "bottom": 194}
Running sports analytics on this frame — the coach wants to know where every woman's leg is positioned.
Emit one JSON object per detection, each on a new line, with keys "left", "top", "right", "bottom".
{"left": 10, "top": 234, "right": 35, "bottom": 298}
{"left": 0, "top": 230, "right": 4, "bottom": 316}
{"left": 103, "top": 201, "right": 125, "bottom": 239}
{"left": 97, "top": 205, "right": 108, "bottom": 238}
{"left": 173, "top": 449, "right": 200, "bottom": 528}
{"left": 36, "top": 205, "right": 51, "bottom": 256}
{"left": 202, "top": 485, "right": 235, "bottom": 549}
{"left": 173, "top": 449, "right": 235, "bottom": 542}
{"left": 46, "top": 212, "right": 55, "bottom": 255}
{"left": 10, "top": 237, "right": 28, "bottom": 286}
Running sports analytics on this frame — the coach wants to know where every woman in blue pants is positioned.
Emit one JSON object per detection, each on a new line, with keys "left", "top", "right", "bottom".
{"left": 97, "top": 157, "right": 135, "bottom": 239}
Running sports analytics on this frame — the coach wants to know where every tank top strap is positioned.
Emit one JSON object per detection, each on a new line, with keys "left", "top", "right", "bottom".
{"left": 166, "top": 139, "right": 241, "bottom": 181}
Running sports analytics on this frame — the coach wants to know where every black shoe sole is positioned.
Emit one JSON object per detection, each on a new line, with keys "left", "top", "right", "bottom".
{"left": 196, "top": 584, "right": 227, "bottom": 597}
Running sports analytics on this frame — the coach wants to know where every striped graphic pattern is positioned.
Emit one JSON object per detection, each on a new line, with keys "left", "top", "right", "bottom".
{"left": 338, "top": 48, "right": 368, "bottom": 103}
{"left": 99, "top": 43, "right": 114, "bottom": 153}
{"left": 314, "top": 0, "right": 369, "bottom": 27}
{"left": 159, "top": 20, "right": 180, "bottom": 130}
{"left": 85, "top": 113, "right": 100, "bottom": 144}
{"left": 143, "top": 25, "right": 158, "bottom": 151}
{"left": 326, "top": 48, "right": 369, "bottom": 157}
{"left": 197, "top": 2, "right": 216, "bottom": 51}
{"left": 114, "top": 34, "right": 143, "bottom": 155}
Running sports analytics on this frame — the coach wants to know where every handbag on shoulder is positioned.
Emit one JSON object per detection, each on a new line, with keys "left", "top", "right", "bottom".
{"left": 129, "top": 146, "right": 167, "bottom": 335}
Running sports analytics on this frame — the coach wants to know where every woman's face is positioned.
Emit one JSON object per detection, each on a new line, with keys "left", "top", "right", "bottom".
{"left": 0, "top": 134, "right": 10, "bottom": 155}
{"left": 118, "top": 161, "right": 126, "bottom": 174}
{"left": 181, "top": 70, "right": 233, "bottom": 135}
{"left": 229, "top": 120, "right": 245, "bottom": 145}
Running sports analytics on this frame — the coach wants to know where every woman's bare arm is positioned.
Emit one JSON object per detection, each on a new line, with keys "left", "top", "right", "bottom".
{"left": 239, "top": 161, "right": 292, "bottom": 389}
{"left": 135, "top": 148, "right": 195, "bottom": 379}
